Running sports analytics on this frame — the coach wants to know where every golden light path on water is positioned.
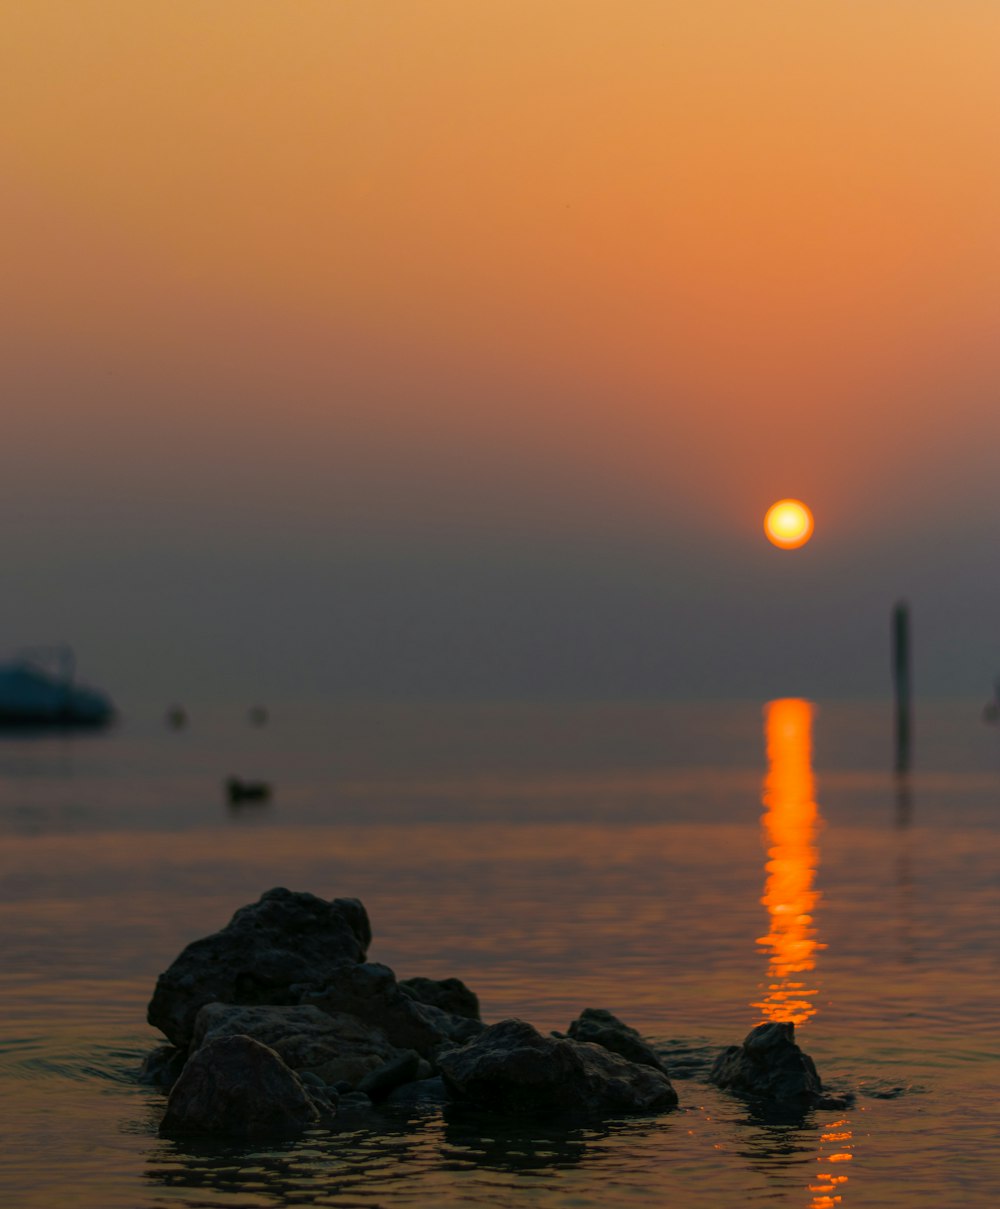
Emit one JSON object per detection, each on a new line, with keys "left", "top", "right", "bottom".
{"left": 754, "top": 698, "right": 824, "bottom": 1026}
{"left": 753, "top": 699, "right": 854, "bottom": 1208}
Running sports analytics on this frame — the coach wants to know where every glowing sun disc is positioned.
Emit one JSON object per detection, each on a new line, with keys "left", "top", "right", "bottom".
{"left": 764, "top": 499, "right": 814, "bottom": 549}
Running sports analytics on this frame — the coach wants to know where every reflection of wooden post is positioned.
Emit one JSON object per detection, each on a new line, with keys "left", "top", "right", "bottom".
{"left": 893, "top": 601, "right": 911, "bottom": 772}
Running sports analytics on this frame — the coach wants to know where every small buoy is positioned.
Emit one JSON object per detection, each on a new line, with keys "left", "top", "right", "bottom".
{"left": 248, "top": 705, "right": 269, "bottom": 726}
{"left": 166, "top": 706, "right": 188, "bottom": 729}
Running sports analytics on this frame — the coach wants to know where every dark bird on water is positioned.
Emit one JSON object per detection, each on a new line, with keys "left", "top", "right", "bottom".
{"left": 225, "top": 777, "right": 272, "bottom": 804}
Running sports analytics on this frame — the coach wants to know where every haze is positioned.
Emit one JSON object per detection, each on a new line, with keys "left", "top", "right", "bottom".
{"left": 3, "top": 2, "right": 999, "bottom": 705}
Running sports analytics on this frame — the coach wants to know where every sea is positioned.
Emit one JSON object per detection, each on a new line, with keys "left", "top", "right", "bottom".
{"left": 1, "top": 697, "right": 998, "bottom": 1208}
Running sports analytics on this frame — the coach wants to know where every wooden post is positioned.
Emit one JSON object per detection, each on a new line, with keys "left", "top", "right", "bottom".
{"left": 892, "top": 600, "right": 911, "bottom": 772}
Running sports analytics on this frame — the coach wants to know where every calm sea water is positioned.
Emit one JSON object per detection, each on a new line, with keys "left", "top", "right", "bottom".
{"left": 1, "top": 698, "right": 998, "bottom": 1208}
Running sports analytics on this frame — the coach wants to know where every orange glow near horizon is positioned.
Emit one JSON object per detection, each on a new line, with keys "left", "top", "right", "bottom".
{"left": 753, "top": 698, "right": 824, "bottom": 1026}
{"left": 3, "top": 4, "right": 1000, "bottom": 542}
{"left": 764, "top": 499, "right": 815, "bottom": 549}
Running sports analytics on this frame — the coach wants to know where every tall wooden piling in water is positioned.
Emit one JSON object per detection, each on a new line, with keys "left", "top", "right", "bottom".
{"left": 892, "top": 600, "right": 911, "bottom": 772}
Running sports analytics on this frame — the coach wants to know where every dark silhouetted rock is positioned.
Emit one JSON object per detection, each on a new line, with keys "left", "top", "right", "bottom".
{"left": 147, "top": 888, "right": 371, "bottom": 1047}
{"left": 357, "top": 1049, "right": 423, "bottom": 1101}
{"left": 710, "top": 1021, "right": 847, "bottom": 1108}
{"left": 439, "top": 1018, "right": 678, "bottom": 1120}
{"left": 399, "top": 976, "right": 480, "bottom": 1020}
{"left": 303, "top": 962, "right": 484, "bottom": 1059}
{"left": 191, "top": 1002, "right": 407, "bottom": 1086}
{"left": 137, "top": 1044, "right": 187, "bottom": 1090}
{"left": 159, "top": 1034, "right": 326, "bottom": 1139}
{"left": 566, "top": 1008, "right": 668, "bottom": 1074}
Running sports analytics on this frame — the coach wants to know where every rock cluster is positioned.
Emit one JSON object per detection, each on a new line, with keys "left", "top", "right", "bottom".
{"left": 439, "top": 1019, "right": 678, "bottom": 1118}
{"left": 143, "top": 887, "right": 680, "bottom": 1138}
{"left": 144, "top": 888, "right": 847, "bottom": 1140}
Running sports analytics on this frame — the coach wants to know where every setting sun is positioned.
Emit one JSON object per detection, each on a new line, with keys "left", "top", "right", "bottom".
{"left": 764, "top": 499, "right": 814, "bottom": 549}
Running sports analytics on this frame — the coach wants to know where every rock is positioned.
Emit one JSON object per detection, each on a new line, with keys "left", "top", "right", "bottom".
{"left": 356, "top": 1050, "right": 422, "bottom": 1101}
{"left": 137, "top": 1044, "right": 187, "bottom": 1090}
{"left": 566, "top": 1008, "right": 669, "bottom": 1074}
{"left": 399, "top": 976, "right": 480, "bottom": 1020}
{"left": 191, "top": 1002, "right": 406, "bottom": 1086}
{"left": 303, "top": 962, "right": 484, "bottom": 1059}
{"left": 337, "top": 1091, "right": 375, "bottom": 1114}
{"left": 147, "top": 888, "right": 371, "bottom": 1048}
{"left": 159, "top": 1034, "right": 326, "bottom": 1139}
{"left": 384, "top": 1075, "right": 452, "bottom": 1107}
{"left": 710, "top": 1021, "right": 845, "bottom": 1108}
{"left": 439, "top": 1018, "right": 678, "bottom": 1120}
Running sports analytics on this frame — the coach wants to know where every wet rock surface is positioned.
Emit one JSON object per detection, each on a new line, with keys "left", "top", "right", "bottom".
{"left": 439, "top": 1018, "right": 679, "bottom": 1120}
{"left": 148, "top": 888, "right": 371, "bottom": 1048}
{"left": 159, "top": 1034, "right": 329, "bottom": 1139}
{"left": 710, "top": 1021, "right": 849, "bottom": 1109}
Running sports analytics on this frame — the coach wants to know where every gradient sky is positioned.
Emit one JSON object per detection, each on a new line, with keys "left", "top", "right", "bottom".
{"left": 3, "top": 1, "right": 999, "bottom": 705}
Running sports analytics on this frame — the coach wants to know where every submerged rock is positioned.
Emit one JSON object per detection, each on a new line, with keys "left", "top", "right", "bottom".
{"left": 566, "top": 1008, "right": 669, "bottom": 1074}
{"left": 147, "top": 887, "right": 371, "bottom": 1048}
{"left": 191, "top": 1002, "right": 408, "bottom": 1087}
{"left": 159, "top": 1034, "right": 328, "bottom": 1139}
{"left": 439, "top": 1018, "right": 678, "bottom": 1120}
{"left": 710, "top": 1021, "right": 847, "bottom": 1108}
{"left": 303, "top": 962, "right": 484, "bottom": 1059}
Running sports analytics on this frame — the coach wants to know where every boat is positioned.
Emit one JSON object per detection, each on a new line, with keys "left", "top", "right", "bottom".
{"left": 0, "top": 645, "right": 115, "bottom": 729}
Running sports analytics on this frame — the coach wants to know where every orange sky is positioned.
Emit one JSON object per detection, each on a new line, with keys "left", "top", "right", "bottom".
{"left": 2, "top": 2, "right": 999, "bottom": 698}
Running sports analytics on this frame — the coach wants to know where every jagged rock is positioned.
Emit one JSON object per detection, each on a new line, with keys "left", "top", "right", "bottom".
{"left": 399, "top": 976, "right": 480, "bottom": 1020}
{"left": 191, "top": 1002, "right": 407, "bottom": 1086}
{"left": 566, "top": 1008, "right": 669, "bottom": 1074}
{"left": 439, "top": 1018, "right": 678, "bottom": 1120}
{"left": 159, "top": 1034, "right": 327, "bottom": 1139}
{"left": 303, "top": 962, "right": 484, "bottom": 1059}
{"left": 710, "top": 1021, "right": 846, "bottom": 1108}
{"left": 147, "top": 888, "right": 371, "bottom": 1048}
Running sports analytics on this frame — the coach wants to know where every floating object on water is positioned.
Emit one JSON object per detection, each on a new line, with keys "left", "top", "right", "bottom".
{"left": 0, "top": 645, "right": 115, "bottom": 729}
{"left": 248, "top": 705, "right": 269, "bottom": 726}
{"left": 225, "top": 777, "right": 272, "bottom": 804}
{"left": 166, "top": 705, "right": 188, "bottom": 729}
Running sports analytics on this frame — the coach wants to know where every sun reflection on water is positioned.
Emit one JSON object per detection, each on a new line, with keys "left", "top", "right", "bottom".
{"left": 753, "top": 698, "right": 825, "bottom": 1027}
{"left": 753, "top": 699, "right": 855, "bottom": 1209}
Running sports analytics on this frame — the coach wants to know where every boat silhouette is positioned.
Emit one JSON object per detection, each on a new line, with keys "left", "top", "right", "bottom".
{"left": 0, "top": 645, "right": 115, "bottom": 729}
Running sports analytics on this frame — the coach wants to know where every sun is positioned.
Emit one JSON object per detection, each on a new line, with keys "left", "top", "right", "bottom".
{"left": 764, "top": 499, "right": 814, "bottom": 549}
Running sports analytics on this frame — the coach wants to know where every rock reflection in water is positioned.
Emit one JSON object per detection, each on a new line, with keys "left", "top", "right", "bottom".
{"left": 144, "top": 1110, "right": 671, "bottom": 1204}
